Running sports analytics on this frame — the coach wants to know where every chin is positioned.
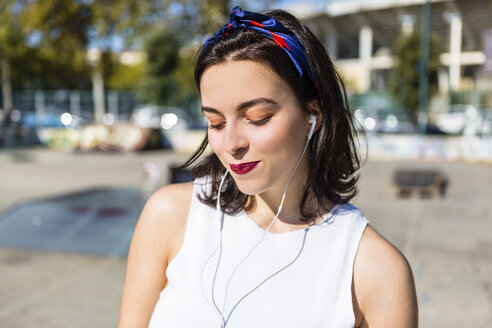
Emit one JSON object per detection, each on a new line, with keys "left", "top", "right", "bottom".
{"left": 231, "top": 177, "right": 267, "bottom": 196}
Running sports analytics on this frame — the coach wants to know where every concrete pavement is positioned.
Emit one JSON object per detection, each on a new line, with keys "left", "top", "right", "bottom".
{"left": 0, "top": 146, "right": 491, "bottom": 327}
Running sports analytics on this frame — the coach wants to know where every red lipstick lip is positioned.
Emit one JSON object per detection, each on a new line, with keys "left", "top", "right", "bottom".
{"left": 229, "top": 161, "right": 260, "bottom": 175}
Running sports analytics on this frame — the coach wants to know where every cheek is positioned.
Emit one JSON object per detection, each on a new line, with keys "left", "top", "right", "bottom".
{"left": 251, "top": 120, "right": 303, "bottom": 154}
{"left": 207, "top": 132, "right": 223, "bottom": 154}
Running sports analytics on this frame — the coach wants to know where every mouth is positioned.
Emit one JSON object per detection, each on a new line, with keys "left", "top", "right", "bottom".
{"left": 229, "top": 161, "right": 260, "bottom": 175}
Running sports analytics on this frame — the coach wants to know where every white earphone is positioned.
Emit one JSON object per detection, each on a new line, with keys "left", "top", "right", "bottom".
{"left": 202, "top": 112, "right": 319, "bottom": 327}
{"left": 307, "top": 114, "right": 317, "bottom": 141}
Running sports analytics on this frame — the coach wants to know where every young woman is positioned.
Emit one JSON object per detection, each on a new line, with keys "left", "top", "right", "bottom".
{"left": 119, "top": 7, "right": 418, "bottom": 328}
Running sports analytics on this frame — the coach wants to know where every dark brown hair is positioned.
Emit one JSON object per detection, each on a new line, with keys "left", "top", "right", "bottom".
{"left": 180, "top": 9, "right": 360, "bottom": 222}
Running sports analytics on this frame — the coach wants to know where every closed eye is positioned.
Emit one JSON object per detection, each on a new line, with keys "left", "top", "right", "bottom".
{"left": 208, "top": 122, "right": 224, "bottom": 130}
{"left": 208, "top": 115, "right": 272, "bottom": 130}
{"left": 248, "top": 116, "right": 272, "bottom": 127}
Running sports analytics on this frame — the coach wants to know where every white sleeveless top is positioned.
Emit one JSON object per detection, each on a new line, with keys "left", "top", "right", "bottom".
{"left": 149, "top": 177, "right": 368, "bottom": 328}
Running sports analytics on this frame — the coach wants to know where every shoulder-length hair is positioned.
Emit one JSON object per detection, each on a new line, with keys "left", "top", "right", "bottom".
{"left": 180, "top": 9, "right": 361, "bottom": 222}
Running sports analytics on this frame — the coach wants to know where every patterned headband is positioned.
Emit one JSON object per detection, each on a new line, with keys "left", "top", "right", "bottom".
{"left": 203, "top": 6, "right": 317, "bottom": 88}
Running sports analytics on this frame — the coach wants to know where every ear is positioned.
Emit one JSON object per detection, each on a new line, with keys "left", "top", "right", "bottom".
{"left": 305, "top": 99, "right": 322, "bottom": 135}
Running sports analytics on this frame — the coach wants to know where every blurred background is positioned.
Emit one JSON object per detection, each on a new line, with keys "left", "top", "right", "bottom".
{"left": 1, "top": 0, "right": 491, "bottom": 327}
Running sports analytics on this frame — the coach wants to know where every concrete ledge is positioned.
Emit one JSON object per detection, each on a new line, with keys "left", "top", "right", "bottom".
{"left": 360, "top": 134, "right": 492, "bottom": 163}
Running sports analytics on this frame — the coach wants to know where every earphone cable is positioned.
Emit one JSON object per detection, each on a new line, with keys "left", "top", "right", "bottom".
{"left": 220, "top": 132, "right": 312, "bottom": 314}
{"left": 223, "top": 227, "right": 310, "bottom": 327}
{"left": 201, "top": 170, "right": 229, "bottom": 324}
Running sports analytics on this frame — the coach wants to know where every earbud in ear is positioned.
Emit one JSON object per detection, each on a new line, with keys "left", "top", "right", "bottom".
{"left": 309, "top": 114, "right": 316, "bottom": 124}
{"left": 307, "top": 114, "right": 317, "bottom": 141}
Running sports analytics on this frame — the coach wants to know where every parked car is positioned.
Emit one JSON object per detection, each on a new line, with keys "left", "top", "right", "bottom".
{"left": 131, "top": 105, "right": 205, "bottom": 131}
{"left": 479, "top": 110, "right": 492, "bottom": 135}
{"left": 435, "top": 105, "right": 482, "bottom": 135}
{"left": 0, "top": 109, "right": 42, "bottom": 148}
{"left": 377, "top": 111, "right": 417, "bottom": 134}
{"left": 353, "top": 108, "right": 379, "bottom": 132}
{"left": 17, "top": 107, "right": 89, "bottom": 129}
{"left": 353, "top": 108, "right": 416, "bottom": 134}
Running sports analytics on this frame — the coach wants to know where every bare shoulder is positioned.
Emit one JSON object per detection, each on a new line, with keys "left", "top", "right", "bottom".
{"left": 355, "top": 225, "right": 413, "bottom": 280}
{"left": 353, "top": 225, "right": 418, "bottom": 328}
{"left": 119, "top": 181, "right": 194, "bottom": 327}
{"left": 135, "top": 181, "right": 194, "bottom": 261}
{"left": 143, "top": 181, "right": 194, "bottom": 223}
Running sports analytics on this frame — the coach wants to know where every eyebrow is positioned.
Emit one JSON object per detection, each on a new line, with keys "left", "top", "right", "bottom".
{"left": 201, "top": 97, "right": 278, "bottom": 114}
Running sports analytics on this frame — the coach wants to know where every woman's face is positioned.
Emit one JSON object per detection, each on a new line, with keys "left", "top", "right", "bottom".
{"left": 200, "top": 60, "right": 311, "bottom": 196}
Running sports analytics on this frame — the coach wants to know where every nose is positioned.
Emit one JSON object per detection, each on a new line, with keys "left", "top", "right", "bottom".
{"left": 223, "top": 121, "right": 249, "bottom": 157}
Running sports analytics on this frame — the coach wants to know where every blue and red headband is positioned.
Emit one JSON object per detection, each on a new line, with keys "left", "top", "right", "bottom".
{"left": 203, "top": 6, "right": 317, "bottom": 89}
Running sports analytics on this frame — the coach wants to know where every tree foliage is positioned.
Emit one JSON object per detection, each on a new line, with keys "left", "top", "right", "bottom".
{"left": 106, "top": 61, "right": 145, "bottom": 90}
{"left": 389, "top": 31, "right": 440, "bottom": 122}
{"left": 1, "top": 0, "right": 31, "bottom": 110}
{"left": 136, "top": 0, "right": 274, "bottom": 111}
{"left": 0, "top": 0, "right": 153, "bottom": 91}
{"left": 0, "top": 0, "right": 275, "bottom": 110}
{"left": 138, "top": 26, "right": 181, "bottom": 106}
{"left": 1, "top": 0, "right": 92, "bottom": 90}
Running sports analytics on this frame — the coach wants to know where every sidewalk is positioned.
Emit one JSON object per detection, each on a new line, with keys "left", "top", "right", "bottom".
{"left": 356, "top": 159, "right": 492, "bottom": 327}
{"left": 0, "top": 147, "right": 188, "bottom": 328}
{"left": 0, "top": 146, "right": 491, "bottom": 327}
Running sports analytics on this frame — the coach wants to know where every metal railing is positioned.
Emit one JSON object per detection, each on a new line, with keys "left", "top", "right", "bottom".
{"left": 4, "top": 90, "right": 143, "bottom": 126}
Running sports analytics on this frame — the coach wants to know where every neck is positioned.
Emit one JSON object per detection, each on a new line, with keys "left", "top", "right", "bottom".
{"left": 246, "top": 156, "right": 315, "bottom": 229}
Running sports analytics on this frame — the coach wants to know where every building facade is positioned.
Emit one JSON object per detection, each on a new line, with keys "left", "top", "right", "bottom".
{"left": 286, "top": 0, "right": 492, "bottom": 107}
